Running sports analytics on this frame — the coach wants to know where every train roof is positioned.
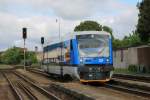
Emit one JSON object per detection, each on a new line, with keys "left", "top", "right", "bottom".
{"left": 45, "top": 31, "right": 111, "bottom": 46}
{"left": 73, "top": 31, "right": 111, "bottom": 36}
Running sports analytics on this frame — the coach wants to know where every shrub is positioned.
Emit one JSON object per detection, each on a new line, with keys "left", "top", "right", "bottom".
{"left": 128, "top": 64, "right": 138, "bottom": 72}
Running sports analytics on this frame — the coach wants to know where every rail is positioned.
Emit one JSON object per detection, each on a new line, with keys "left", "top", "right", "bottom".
{"left": 14, "top": 71, "right": 61, "bottom": 100}
{"left": 3, "top": 73, "right": 23, "bottom": 100}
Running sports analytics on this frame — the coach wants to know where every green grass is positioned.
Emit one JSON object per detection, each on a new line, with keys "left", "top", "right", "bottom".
{"left": 114, "top": 68, "right": 137, "bottom": 74}
{"left": 114, "top": 68, "right": 150, "bottom": 76}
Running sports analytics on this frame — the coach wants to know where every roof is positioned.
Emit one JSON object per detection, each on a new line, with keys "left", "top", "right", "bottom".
{"left": 73, "top": 31, "right": 111, "bottom": 36}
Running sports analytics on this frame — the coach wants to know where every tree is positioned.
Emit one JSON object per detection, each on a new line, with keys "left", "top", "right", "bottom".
{"left": 113, "top": 39, "right": 122, "bottom": 49}
{"left": 112, "top": 32, "right": 142, "bottom": 49}
{"left": 137, "top": 0, "right": 150, "bottom": 42}
{"left": 74, "top": 21, "right": 102, "bottom": 31}
{"left": 102, "top": 26, "right": 112, "bottom": 34}
{"left": 26, "top": 52, "right": 37, "bottom": 63}
{"left": 0, "top": 54, "right": 2, "bottom": 63}
{"left": 2, "top": 47, "right": 23, "bottom": 64}
{"left": 102, "top": 26, "right": 114, "bottom": 39}
{"left": 1, "top": 47, "right": 37, "bottom": 64}
{"left": 74, "top": 20, "right": 115, "bottom": 37}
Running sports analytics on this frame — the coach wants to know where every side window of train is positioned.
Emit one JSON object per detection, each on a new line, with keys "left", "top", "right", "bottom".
{"left": 70, "top": 40, "right": 73, "bottom": 50}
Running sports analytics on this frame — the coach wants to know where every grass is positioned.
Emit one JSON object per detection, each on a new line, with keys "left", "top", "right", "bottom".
{"left": 114, "top": 68, "right": 137, "bottom": 74}
{"left": 114, "top": 68, "right": 150, "bottom": 76}
{"left": 114, "top": 68, "right": 127, "bottom": 73}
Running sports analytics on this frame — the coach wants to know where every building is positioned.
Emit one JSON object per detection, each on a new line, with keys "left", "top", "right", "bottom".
{"left": 35, "top": 52, "right": 43, "bottom": 62}
{"left": 113, "top": 44, "right": 150, "bottom": 72}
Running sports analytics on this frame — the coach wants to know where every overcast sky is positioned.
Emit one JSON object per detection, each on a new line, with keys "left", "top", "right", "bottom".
{"left": 0, "top": 0, "right": 141, "bottom": 51}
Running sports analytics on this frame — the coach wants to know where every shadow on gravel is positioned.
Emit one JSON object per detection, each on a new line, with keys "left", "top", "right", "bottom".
{"left": 82, "top": 82, "right": 106, "bottom": 87}
{"left": 107, "top": 79, "right": 117, "bottom": 84}
{"left": 86, "top": 79, "right": 118, "bottom": 87}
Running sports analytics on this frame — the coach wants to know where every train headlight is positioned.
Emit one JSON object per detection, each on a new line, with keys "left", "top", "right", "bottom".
{"left": 80, "top": 59, "right": 83, "bottom": 62}
{"left": 106, "top": 59, "right": 109, "bottom": 62}
{"left": 89, "top": 74, "right": 93, "bottom": 77}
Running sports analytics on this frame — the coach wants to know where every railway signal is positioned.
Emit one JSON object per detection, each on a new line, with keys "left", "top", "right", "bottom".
{"left": 22, "top": 27, "right": 27, "bottom": 70}
{"left": 41, "top": 37, "right": 44, "bottom": 66}
{"left": 23, "top": 28, "right": 27, "bottom": 39}
{"left": 41, "top": 37, "right": 44, "bottom": 44}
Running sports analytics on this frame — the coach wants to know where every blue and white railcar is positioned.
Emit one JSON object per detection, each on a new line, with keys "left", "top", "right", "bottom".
{"left": 42, "top": 31, "right": 113, "bottom": 82}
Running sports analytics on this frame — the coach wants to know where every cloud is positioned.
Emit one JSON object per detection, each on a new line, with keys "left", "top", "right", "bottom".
{"left": 0, "top": 12, "right": 77, "bottom": 51}
{"left": 0, "top": 0, "right": 136, "bottom": 20}
{"left": 96, "top": 6, "right": 138, "bottom": 38}
{"left": 0, "top": 0, "right": 139, "bottom": 50}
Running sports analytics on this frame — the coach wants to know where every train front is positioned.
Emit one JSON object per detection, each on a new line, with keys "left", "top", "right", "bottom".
{"left": 76, "top": 32, "right": 113, "bottom": 83}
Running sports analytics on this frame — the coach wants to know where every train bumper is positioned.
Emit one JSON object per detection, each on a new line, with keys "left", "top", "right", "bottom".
{"left": 78, "top": 65, "right": 113, "bottom": 81}
{"left": 80, "top": 78, "right": 110, "bottom": 83}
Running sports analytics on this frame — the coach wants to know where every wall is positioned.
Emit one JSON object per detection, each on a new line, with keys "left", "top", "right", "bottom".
{"left": 113, "top": 47, "right": 138, "bottom": 69}
{"left": 113, "top": 49, "right": 129, "bottom": 68}
{"left": 113, "top": 45, "right": 150, "bottom": 71}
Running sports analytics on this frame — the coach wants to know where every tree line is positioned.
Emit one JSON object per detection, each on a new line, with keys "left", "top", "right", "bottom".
{"left": 74, "top": 0, "right": 150, "bottom": 48}
{"left": 0, "top": 47, "right": 37, "bottom": 65}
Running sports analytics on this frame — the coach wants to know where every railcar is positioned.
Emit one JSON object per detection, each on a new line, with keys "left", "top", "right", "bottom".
{"left": 42, "top": 31, "right": 113, "bottom": 82}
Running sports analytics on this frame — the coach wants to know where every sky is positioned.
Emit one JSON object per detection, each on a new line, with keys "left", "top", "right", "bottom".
{"left": 0, "top": 0, "right": 141, "bottom": 51}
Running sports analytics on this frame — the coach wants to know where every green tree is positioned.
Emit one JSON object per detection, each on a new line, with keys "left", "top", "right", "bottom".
{"left": 26, "top": 52, "right": 37, "bottom": 63}
{"left": 102, "top": 26, "right": 112, "bottom": 34}
{"left": 0, "top": 54, "right": 2, "bottom": 63}
{"left": 102, "top": 26, "right": 114, "bottom": 39}
{"left": 74, "top": 20, "right": 102, "bottom": 31}
{"left": 113, "top": 32, "right": 141, "bottom": 49}
{"left": 137, "top": 0, "right": 150, "bottom": 42}
{"left": 1, "top": 47, "right": 37, "bottom": 64}
{"left": 74, "top": 20, "right": 115, "bottom": 37}
{"left": 113, "top": 39, "right": 122, "bottom": 49}
{"left": 2, "top": 47, "right": 23, "bottom": 64}
{"left": 128, "top": 32, "right": 141, "bottom": 46}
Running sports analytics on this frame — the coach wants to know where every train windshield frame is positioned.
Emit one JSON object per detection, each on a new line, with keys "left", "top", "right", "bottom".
{"left": 77, "top": 34, "right": 110, "bottom": 58}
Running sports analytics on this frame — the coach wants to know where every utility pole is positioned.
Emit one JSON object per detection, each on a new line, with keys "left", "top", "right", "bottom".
{"left": 22, "top": 28, "right": 27, "bottom": 70}
{"left": 56, "top": 18, "right": 63, "bottom": 79}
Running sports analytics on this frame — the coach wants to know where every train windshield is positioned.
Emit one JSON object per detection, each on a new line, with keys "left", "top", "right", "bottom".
{"left": 77, "top": 34, "right": 109, "bottom": 57}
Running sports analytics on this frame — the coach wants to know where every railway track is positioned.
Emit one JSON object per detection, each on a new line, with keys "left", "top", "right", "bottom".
{"left": 113, "top": 73, "right": 150, "bottom": 83}
{"left": 28, "top": 68, "right": 150, "bottom": 98}
{"left": 27, "top": 68, "right": 50, "bottom": 77}
{"left": 105, "top": 82, "right": 150, "bottom": 98}
{"left": 3, "top": 71, "right": 61, "bottom": 100}
{"left": 3, "top": 72, "right": 24, "bottom": 100}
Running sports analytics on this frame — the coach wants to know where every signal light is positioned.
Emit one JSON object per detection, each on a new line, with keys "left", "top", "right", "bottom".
{"left": 23, "top": 28, "right": 27, "bottom": 39}
{"left": 41, "top": 37, "right": 44, "bottom": 44}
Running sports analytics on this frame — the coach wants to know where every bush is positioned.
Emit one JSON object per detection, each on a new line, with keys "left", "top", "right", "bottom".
{"left": 128, "top": 64, "right": 138, "bottom": 72}
{"left": 1, "top": 47, "right": 38, "bottom": 65}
